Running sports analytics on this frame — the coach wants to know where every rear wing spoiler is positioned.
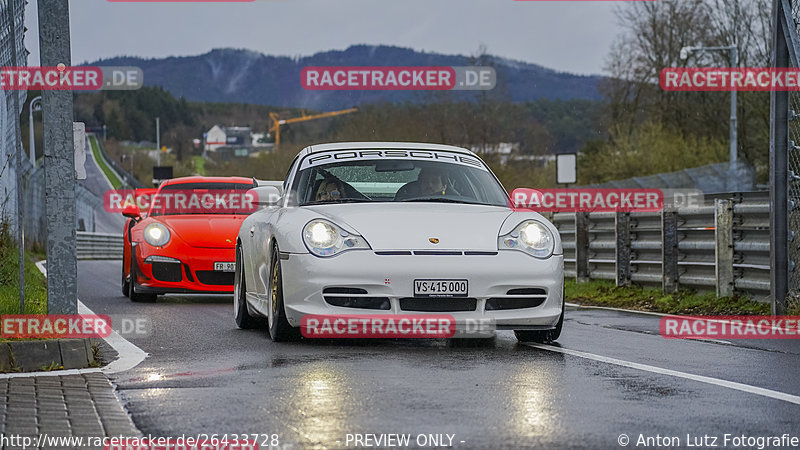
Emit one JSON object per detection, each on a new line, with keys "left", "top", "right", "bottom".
{"left": 252, "top": 178, "right": 283, "bottom": 194}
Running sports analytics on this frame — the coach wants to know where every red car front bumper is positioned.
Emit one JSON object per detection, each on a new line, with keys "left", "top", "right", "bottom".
{"left": 132, "top": 240, "right": 236, "bottom": 294}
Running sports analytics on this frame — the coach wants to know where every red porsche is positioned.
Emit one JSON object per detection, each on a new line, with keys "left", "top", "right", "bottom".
{"left": 121, "top": 176, "right": 258, "bottom": 302}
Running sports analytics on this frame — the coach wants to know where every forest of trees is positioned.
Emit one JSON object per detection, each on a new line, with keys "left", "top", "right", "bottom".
{"left": 43, "top": 0, "right": 772, "bottom": 190}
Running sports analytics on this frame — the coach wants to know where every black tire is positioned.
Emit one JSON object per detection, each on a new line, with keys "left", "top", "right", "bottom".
{"left": 121, "top": 262, "right": 130, "bottom": 297}
{"left": 234, "top": 246, "right": 260, "bottom": 329}
{"left": 514, "top": 285, "right": 564, "bottom": 343}
{"left": 268, "top": 243, "right": 300, "bottom": 342}
{"left": 129, "top": 251, "right": 157, "bottom": 303}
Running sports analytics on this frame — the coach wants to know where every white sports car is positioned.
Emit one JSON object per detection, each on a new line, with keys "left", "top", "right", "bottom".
{"left": 234, "top": 142, "right": 564, "bottom": 342}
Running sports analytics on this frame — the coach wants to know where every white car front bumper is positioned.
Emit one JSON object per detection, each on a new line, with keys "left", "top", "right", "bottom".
{"left": 280, "top": 250, "right": 564, "bottom": 330}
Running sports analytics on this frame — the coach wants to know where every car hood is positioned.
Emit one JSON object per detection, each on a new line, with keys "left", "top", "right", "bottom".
{"left": 155, "top": 215, "right": 246, "bottom": 248}
{"left": 308, "top": 203, "right": 514, "bottom": 251}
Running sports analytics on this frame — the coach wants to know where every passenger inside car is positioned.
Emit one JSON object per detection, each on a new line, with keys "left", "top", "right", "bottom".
{"left": 315, "top": 179, "right": 344, "bottom": 201}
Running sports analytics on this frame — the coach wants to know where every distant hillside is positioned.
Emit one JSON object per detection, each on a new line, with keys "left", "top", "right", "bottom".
{"left": 87, "top": 45, "right": 603, "bottom": 109}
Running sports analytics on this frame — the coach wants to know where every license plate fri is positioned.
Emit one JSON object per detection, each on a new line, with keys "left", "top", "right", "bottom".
{"left": 413, "top": 279, "right": 468, "bottom": 298}
{"left": 214, "top": 262, "right": 235, "bottom": 272}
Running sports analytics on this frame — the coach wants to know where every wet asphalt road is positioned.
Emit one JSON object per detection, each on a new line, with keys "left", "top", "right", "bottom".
{"left": 76, "top": 260, "right": 800, "bottom": 449}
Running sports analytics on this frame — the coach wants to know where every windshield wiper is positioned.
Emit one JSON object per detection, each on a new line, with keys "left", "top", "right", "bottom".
{"left": 305, "top": 198, "right": 370, "bottom": 205}
{"left": 400, "top": 198, "right": 487, "bottom": 205}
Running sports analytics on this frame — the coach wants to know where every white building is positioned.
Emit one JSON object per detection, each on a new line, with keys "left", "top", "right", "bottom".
{"left": 204, "top": 125, "right": 253, "bottom": 152}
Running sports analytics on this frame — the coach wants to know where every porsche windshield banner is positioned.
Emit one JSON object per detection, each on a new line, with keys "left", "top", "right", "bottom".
{"left": 300, "top": 150, "right": 489, "bottom": 171}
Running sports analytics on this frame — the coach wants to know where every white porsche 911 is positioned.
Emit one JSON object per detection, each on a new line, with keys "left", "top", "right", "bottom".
{"left": 233, "top": 142, "right": 564, "bottom": 343}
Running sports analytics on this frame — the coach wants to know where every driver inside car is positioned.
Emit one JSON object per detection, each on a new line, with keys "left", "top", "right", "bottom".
{"left": 419, "top": 169, "right": 447, "bottom": 196}
{"left": 394, "top": 167, "right": 453, "bottom": 200}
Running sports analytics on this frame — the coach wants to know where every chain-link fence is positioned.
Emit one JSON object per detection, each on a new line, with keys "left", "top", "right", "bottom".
{"left": 0, "top": 0, "right": 27, "bottom": 232}
{"left": 772, "top": 0, "right": 800, "bottom": 311}
{"left": 785, "top": 0, "right": 800, "bottom": 303}
{"left": 0, "top": 1, "right": 102, "bottom": 253}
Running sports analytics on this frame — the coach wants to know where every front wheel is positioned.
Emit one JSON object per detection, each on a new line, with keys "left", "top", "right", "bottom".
{"left": 267, "top": 243, "right": 300, "bottom": 342}
{"left": 129, "top": 251, "right": 157, "bottom": 303}
{"left": 121, "top": 262, "right": 130, "bottom": 297}
{"left": 234, "top": 246, "right": 260, "bottom": 329}
{"left": 514, "top": 285, "right": 564, "bottom": 343}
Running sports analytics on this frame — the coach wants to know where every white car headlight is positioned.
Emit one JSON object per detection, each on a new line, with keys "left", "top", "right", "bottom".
{"left": 499, "top": 220, "right": 554, "bottom": 258}
{"left": 302, "top": 219, "right": 370, "bottom": 257}
{"left": 144, "top": 222, "right": 171, "bottom": 247}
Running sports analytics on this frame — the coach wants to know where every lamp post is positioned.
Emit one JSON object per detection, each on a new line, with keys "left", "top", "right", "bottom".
{"left": 28, "top": 96, "right": 42, "bottom": 166}
{"left": 680, "top": 45, "right": 739, "bottom": 189}
{"left": 156, "top": 117, "right": 160, "bottom": 166}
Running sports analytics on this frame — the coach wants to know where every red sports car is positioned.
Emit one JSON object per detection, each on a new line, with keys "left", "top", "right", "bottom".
{"left": 121, "top": 176, "right": 258, "bottom": 302}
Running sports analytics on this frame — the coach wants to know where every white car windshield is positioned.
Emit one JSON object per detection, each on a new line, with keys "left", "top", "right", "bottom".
{"left": 292, "top": 151, "right": 509, "bottom": 207}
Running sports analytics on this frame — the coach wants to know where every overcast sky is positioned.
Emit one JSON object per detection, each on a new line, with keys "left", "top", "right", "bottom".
{"left": 26, "top": 0, "right": 623, "bottom": 76}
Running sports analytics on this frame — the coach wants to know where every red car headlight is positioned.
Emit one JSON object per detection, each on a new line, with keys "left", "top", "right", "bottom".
{"left": 144, "top": 223, "right": 171, "bottom": 247}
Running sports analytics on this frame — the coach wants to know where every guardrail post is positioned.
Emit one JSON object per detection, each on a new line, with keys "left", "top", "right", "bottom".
{"left": 575, "top": 212, "right": 589, "bottom": 282}
{"left": 615, "top": 212, "right": 631, "bottom": 286}
{"left": 662, "top": 207, "right": 679, "bottom": 293}
{"left": 715, "top": 199, "right": 734, "bottom": 297}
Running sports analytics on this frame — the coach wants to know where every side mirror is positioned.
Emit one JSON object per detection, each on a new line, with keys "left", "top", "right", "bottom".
{"left": 252, "top": 186, "right": 282, "bottom": 207}
{"left": 121, "top": 203, "right": 141, "bottom": 219}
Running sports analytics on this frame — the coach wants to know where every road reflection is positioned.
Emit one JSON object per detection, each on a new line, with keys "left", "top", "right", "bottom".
{"left": 284, "top": 364, "right": 355, "bottom": 446}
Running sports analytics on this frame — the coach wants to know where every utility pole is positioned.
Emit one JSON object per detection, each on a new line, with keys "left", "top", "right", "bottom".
{"left": 156, "top": 117, "right": 160, "bottom": 166}
{"left": 39, "top": 0, "right": 77, "bottom": 314}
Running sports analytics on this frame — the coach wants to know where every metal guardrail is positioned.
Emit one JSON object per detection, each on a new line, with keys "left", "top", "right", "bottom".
{"left": 554, "top": 192, "right": 771, "bottom": 301}
{"left": 76, "top": 231, "right": 123, "bottom": 260}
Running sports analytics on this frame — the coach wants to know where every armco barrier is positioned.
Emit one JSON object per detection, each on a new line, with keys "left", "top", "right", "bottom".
{"left": 76, "top": 231, "right": 123, "bottom": 260}
{"left": 554, "top": 191, "right": 771, "bottom": 301}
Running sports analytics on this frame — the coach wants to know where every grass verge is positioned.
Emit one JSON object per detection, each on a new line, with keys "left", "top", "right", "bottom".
{"left": 89, "top": 135, "right": 123, "bottom": 189}
{"left": 0, "top": 223, "right": 47, "bottom": 317}
{"left": 566, "top": 279, "right": 771, "bottom": 315}
{"left": 193, "top": 156, "right": 206, "bottom": 175}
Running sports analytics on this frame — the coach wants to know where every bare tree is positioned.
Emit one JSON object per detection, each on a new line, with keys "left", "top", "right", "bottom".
{"left": 601, "top": 0, "right": 771, "bottom": 177}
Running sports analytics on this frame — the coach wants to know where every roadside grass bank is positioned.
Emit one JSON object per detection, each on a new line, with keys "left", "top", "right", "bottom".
{"left": 566, "top": 279, "right": 771, "bottom": 315}
{"left": 0, "top": 222, "right": 47, "bottom": 317}
{"left": 89, "top": 135, "right": 123, "bottom": 189}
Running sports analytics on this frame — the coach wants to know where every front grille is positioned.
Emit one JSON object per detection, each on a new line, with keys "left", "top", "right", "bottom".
{"left": 323, "top": 287, "right": 368, "bottom": 295}
{"left": 183, "top": 264, "right": 194, "bottom": 282}
{"left": 486, "top": 288, "right": 547, "bottom": 311}
{"left": 507, "top": 288, "right": 547, "bottom": 296}
{"left": 413, "top": 251, "right": 462, "bottom": 256}
{"left": 151, "top": 262, "right": 182, "bottom": 282}
{"left": 399, "top": 297, "right": 477, "bottom": 312}
{"left": 324, "top": 296, "right": 391, "bottom": 310}
{"left": 323, "top": 287, "right": 390, "bottom": 310}
{"left": 196, "top": 270, "right": 235, "bottom": 285}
